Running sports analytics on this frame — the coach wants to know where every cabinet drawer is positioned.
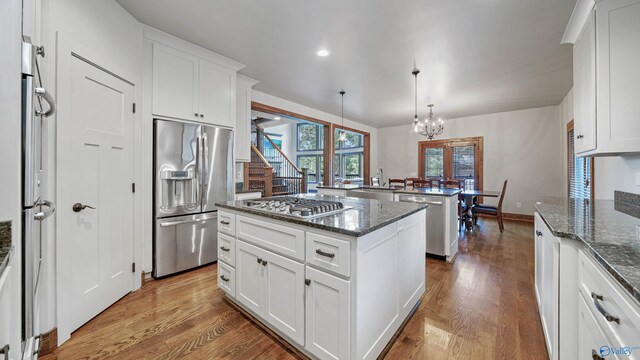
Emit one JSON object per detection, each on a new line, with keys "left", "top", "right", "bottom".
{"left": 218, "top": 233, "right": 236, "bottom": 267}
{"left": 236, "top": 215, "right": 305, "bottom": 261}
{"left": 579, "top": 250, "right": 640, "bottom": 350}
{"left": 578, "top": 293, "right": 616, "bottom": 360}
{"left": 218, "top": 211, "right": 236, "bottom": 236}
{"left": 218, "top": 261, "right": 235, "bottom": 297}
{"left": 306, "top": 232, "right": 351, "bottom": 278}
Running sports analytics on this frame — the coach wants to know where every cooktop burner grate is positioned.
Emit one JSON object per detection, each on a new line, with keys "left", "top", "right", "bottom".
{"left": 242, "top": 196, "right": 350, "bottom": 218}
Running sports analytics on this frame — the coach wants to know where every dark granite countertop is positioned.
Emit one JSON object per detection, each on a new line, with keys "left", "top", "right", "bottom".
{"left": 317, "top": 184, "right": 460, "bottom": 197}
{"left": 0, "top": 221, "right": 12, "bottom": 279}
{"left": 216, "top": 193, "right": 428, "bottom": 237}
{"left": 534, "top": 193, "right": 640, "bottom": 305}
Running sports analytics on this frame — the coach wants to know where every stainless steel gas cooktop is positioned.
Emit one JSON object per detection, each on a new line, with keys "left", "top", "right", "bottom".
{"left": 242, "top": 196, "right": 351, "bottom": 218}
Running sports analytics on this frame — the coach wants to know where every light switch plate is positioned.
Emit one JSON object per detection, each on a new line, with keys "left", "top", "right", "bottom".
{"left": 516, "top": 202, "right": 522, "bottom": 208}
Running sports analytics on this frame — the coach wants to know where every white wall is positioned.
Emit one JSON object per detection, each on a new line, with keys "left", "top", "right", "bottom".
{"left": 0, "top": 0, "right": 26, "bottom": 354}
{"left": 378, "top": 106, "right": 565, "bottom": 215}
{"left": 252, "top": 90, "right": 380, "bottom": 173}
{"left": 558, "top": 88, "right": 640, "bottom": 199}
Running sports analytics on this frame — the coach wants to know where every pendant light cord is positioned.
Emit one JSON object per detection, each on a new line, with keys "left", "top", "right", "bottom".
{"left": 340, "top": 90, "right": 345, "bottom": 130}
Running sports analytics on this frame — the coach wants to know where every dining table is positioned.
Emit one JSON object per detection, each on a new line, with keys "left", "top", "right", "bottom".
{"left": 461, "top": 189, "right": 501, "bottom": 231}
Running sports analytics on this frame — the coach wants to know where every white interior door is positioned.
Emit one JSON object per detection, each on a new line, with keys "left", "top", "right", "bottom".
{"left": 58, "top": 55, "right": 134, "bottom": 332}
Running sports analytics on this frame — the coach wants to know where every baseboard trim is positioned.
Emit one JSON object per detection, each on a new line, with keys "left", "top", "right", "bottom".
{"left": 38, "top": 327, "right": 57, "bottom": 356}
{"left": 477, "top": 212, "right": 534, "bottom": 223}
{"left": 141, "top": 271, "right": 154, "bottom": 287}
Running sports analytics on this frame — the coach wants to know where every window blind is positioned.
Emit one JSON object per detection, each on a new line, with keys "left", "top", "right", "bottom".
{"left": 568, "top": 128, "right": 592, "bottom": 199}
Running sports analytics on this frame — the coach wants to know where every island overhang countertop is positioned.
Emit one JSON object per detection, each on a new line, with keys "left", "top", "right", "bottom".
{"left": 216, "top": 193, "right": 428, "bottom": 237}
{"left": 316, "top": 184, "right": 461, "bottom": 197}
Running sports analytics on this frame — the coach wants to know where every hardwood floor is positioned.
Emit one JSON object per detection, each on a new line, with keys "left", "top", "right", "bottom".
{"left": 41, "top": 219, "right": 547, "bottom": 360}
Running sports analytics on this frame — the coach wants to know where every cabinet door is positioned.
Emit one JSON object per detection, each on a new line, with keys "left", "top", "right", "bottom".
{"left": 305, "top": 266, "right": 350, "bottom": 360}
{"left": 578, "top": 294, "right": 612, "bottom": 360}
{"left": 541, "top": 232, "right": 560, "bottom": 360}
{"left": 198, "top": 59, "right": 235, "bottom": 127}
{"left": 235, "top": 78, "right": 252, "bottom": 162}
{"left": 0, "top": 266, "right": 15, "bottom": 360}
{"left": 262, "top": 250, "right": 305, "bottom": 345}
{"left": 534, "top": 215, "right": 544, "bottom": 307}
{"left": 596, "top": 0, "right": 640, "bottom": 153}
{"left": 152, "top": 43, "right": 198, "bottom": 121}
{"left": 573, "top": 12, "right": 597, "bottom": 154}
{"left": 236, "top": 240, "right": 265, "bottom": 315}
{"left": 397, "top": 213, "right": 425, "bottom": 317}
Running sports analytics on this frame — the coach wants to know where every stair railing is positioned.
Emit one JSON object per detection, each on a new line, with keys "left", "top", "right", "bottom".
{"left": 254, "top": 123, "right": 307, "bottom": 194}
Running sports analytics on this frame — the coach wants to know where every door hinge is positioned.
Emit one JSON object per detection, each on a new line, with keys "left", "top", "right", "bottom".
{"left": 132, "top": 262, "right": 136, "bottom": 273}
{"left": 132, "top": 103, "right": 136, "bottom": 113}
{"left": 132, "top": 183, "right": 135, "bottom": 193}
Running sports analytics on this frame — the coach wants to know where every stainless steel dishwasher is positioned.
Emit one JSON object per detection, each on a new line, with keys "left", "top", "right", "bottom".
{"left": 397, "top": 194, "right": 445, "bottom": 258}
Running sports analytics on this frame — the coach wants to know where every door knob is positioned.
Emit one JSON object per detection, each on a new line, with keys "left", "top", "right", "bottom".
{"left": 72, "top": 202, "right": 96, "bottom": 212}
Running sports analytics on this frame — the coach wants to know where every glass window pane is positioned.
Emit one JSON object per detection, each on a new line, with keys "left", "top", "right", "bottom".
{"left": 424, "top": 148, "right": 444, "bottom": 178}
{"left": 319, "top": 155, "right": 324, "bottom": 180}
{"left": 334, "top": 154, "right": 340, "bottom": 178}
{"left": 343, "top": 154, "right": 362, "bottom": 178}
{"left": 297, "top": 124, "right": 318, "bottom": 151}
{"left": 297, "top": 155, "right": 317, "bottom": 182}
{"left": 453, "top": 145, "right": 475, "bottom": 179}
{"left": 334, "top": 128, "right": 363, "bottom": 149}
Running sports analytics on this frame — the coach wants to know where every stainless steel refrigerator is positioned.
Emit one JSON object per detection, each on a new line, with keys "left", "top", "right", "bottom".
{"left": 21, "top": 37, "right": 56, "bottom": 356}
{"left": 153, "top": 119, "right": 233, "bottom": 278}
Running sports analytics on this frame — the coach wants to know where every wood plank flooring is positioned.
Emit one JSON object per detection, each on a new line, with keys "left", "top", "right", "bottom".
{"left": 41, "top": 219, "right": 547, "bottom": 360}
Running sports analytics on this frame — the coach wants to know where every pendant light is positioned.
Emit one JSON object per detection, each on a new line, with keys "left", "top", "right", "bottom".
{"left": 339, "top": 90, "right": 347, "bottom": 142}
{"left": 411, "top": 68, "right": 444, "bottom": 140}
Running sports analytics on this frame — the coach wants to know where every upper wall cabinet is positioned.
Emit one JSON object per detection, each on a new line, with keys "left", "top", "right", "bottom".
{"left": 236, "top": 74, "right": 259, "bottom": 162}
{"left": 564, "top": 0, "right": 640, "bottom": 156}
{"left": 150, "top": 39, "right": 241, "bottom": 128}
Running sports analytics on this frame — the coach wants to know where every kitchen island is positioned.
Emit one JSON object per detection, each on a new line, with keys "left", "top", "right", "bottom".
{"left": 215, "top": 194, "right": 427, "bottom": 360}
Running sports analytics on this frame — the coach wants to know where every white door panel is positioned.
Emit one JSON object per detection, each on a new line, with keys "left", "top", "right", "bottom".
{"left": 59, "top": 56, "right": 134, "bottom": 332}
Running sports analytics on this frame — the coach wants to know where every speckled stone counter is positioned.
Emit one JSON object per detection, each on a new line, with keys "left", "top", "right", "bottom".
{"left": 534, "top": 192, "right": 640, "bottom": 305}
{"left": 0, "top": 221, "right": 12, "bottom": 278}
{"left": 216, "top": 193, "right": 428, "bottom": 237}
{"left": 393, "top": 188, "right": 461, "bottom": 196}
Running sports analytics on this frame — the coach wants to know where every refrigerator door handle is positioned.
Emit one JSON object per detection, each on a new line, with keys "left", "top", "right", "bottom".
{"left": 195, "top": 135, "right": 201, "bottom": 209}
{"left": 201, "top": 132, "right": 209, "bottom": 204}
{"left": 35, "top": 87, "right": 56, "bottom": 117}
{"left": 34, "top": 199, "right": 56, "bottom": 220}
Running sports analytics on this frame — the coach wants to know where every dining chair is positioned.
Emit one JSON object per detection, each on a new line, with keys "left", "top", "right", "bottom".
{"left": 440, "top": 179, "right": 466, "bottom": 230}
{"left": 405, "top": 177, "right": 419, "bottom": 188}
{"left": 412, "top": 179, "right": 430, "bottom": 189}
{"left": 388, "top": 178, "right": 407, "bottom": 189}
{"left": 473, "top": 179, "right": 508, "bottom": 233}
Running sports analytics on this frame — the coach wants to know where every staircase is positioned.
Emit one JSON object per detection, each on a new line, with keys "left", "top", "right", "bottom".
{"left": 243, "top": 121, "right": 307, "bottom": 196}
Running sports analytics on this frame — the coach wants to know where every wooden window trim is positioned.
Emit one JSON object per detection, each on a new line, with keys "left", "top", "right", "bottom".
{"left": 567, "top": 120, "right": 595, "bottom": 200}
{"left": 252, "top": 102, "right": 370, "bottom": 186}
{"left": 418, "top": 136, "right": 484, "bottom": 192}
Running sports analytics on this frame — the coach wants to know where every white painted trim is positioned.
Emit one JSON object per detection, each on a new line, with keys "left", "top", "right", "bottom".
{"left": 237, "top": 73, "right": 260, "bottom": 87}
{"left": 143, "top": 25, "right": 245, "bottom": 72}
{"left": 561, "top": 0, "right": 596, "bottom": 44}
{"left": 54, "top": 33, "right": 142, "bottom": 345}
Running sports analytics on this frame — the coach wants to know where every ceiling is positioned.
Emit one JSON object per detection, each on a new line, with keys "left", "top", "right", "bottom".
{"left": 117, "top": 0, "right": 576, "bottom": 128}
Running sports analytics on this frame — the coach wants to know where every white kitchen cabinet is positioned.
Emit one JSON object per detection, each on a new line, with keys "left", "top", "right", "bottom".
{"left": 152, "top": 43, "right": 198, "bottom": 121}
{"left": 564, "top": 0, "right": 640, "bottom": 156}
{"left": 305, "top": 266, "right": 351, "bottom": 360}
{"left": 235, "top": 74, "right": 259, "bottom": 162}
{"left": 236, "top": 239, "right": 305, "bottom": 346}
{"left": 573, "top": 12, "right": 597, "bottom": 154}
{"left": 578, "top": 294, "right": 612, "bottom": 360}
{"left": 0, "top": 266, "right": 13, "bottom": 360}
{"left": 151, "top": 42, "right": 237, "bottom": 128}
{"left": 262, "top": 250, "right": 305, "bottom": 345}
{"left": 198, "top": 59, "right": 235, "bottom": 128}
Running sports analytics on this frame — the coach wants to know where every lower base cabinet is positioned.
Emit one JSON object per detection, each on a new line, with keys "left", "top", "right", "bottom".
{"left": 235, "top": 240, "right": 305, "bottom": 345}
{"left": 305, "top": 266, "right": 351, "bottom": 360}
{"left": 578, "top": 294, "right": 611, "bottom": 360}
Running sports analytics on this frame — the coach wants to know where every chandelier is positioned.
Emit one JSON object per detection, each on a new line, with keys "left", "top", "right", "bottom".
{"left": 411, "top": 68, "right": 444, "bottom": 139}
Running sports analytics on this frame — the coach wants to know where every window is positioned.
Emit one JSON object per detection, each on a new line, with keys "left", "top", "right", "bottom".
{"left": 568, "top": 121, "right": 593, "bottom": 199}
{"left": 297, "top": 155, "right": 319, "bottom": 183}
{"left": 297, "top": 123, "right": 324, "bottom": 151}
{"left": 334, "top": 128, "right": 364, "bottom": 181}
{"left": 418, "top": 137, "right": 483, "bottom": 190}
{"left": 424, "top": 148, "right": 444, "bottom": 178}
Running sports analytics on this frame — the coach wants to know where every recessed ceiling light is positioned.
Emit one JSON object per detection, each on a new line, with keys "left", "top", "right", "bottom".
{"left": 274, "top": 116, "right": 281, "bottom": 120}
{"left": 316, "top": 49, "right": 330, "bottom": 57}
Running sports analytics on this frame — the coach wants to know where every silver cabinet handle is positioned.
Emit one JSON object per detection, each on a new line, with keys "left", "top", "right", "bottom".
{"left": 305, "top": 279, "right": 311, "bottom": 286}
{"left": 220, "top": 275, "right": 229, "bottom": 282}
{"left": 536, "top": 230, "right": 543, "bottom": 237}
{"left": 0, "top": 344, "right": 9, "bottom": 360}
{"left": 35, "top": 87, "right": 56, "bottom": 117}
{"left": 220, "top": 220, "right": 230, "bottom": 225}
{"left": 261, "top": 260, "right": 268, "bottom": 266}
{"left": 591, "top": 292, "right": 620, "bottom": 324}
{"left": 220, "top": 246, "right": 230, "bottom": 252}
{"left": 195, "top": 112, "right": 199, "bottom": 117}
{"left": 257, "top": 257, "right": 262, "bottom": 264}
{"left": 34, "top": 199, "right": 56, "bottom": 220}
{"left": 316, "top": 249, "right": 335, "bottom": 259}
